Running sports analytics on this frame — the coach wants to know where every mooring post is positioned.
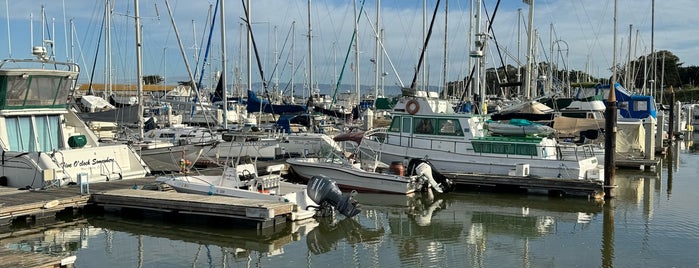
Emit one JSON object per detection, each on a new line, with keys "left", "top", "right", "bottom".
{"left": 668, "top": 86, "right": 675, "bottom": 140}
{"left": 604, "top": 86, "right": 617, "bottom": 198}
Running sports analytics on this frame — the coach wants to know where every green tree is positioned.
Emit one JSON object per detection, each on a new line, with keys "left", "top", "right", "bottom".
{"left": 143, "top": 75, "right": 164, "bottom": 85}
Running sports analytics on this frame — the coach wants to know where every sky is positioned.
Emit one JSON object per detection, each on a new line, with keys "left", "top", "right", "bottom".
{"left": 1, "top": 0, "right": 697, "bottom": 94}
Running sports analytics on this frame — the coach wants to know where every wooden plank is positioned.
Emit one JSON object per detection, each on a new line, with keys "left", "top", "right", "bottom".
{"left": 91, "top": 189, "right": 294, "bottom": 219}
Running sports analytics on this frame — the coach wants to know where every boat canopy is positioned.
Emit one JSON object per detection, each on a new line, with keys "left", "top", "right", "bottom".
{"left": 0, "top": 69, "right": 77, "bottom": 110}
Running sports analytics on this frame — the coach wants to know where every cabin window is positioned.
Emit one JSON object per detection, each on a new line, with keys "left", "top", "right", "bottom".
{"left": 634, "top": 100, "right": 648, "bottom": 111}
{"left": 388, "top": 116, "right": 401, "bottom": 132}
{"left": 402, "top": 117, "right": 412, "bottom": 133}
{"left": 437, "top": 119, "right": 463, "bottom": 136}
{"left": 5, "top": 115, "right": 61, "bottom": 152}
{"left": 5, "top": 76, "right": 29, "bottom": 106}
{"left": 2, "top": 75, "right": 72, "bottom": 109}
{"left": 26, "top": 76, "right": 63, "bottom": 106}
{"left": 414, "top": 118, "right": 435, "bottom": 134}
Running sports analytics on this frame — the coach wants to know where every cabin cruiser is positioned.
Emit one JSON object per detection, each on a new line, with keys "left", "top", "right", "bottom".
{"left": 358, "top": 90, "right": 603, "bottom": 181}
{"left": 0, "top": 56, "right": 149, "bottom": 188}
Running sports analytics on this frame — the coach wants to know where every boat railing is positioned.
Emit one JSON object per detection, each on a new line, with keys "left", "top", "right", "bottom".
{"left": 0, "top": 58, "right": 79, "bottom": 72}
{"left": 385, "top": 133, "right": 599, "bottom": 162}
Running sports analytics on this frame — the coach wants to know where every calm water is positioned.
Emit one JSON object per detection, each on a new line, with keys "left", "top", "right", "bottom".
{"left": 2, "top": 138, "right": 699, "bottom": 267}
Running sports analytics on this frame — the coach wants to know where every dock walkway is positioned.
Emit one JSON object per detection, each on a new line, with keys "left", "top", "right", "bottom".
{"left": 444, "top": 173, "right": 604, "bottom": 199}
{"left": 0, "top": 177, "right": 296, "bottom": 230}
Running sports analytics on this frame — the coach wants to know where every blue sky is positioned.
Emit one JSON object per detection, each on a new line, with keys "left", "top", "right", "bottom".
{"left": 1, "top": 0, "right": 696, "bottom": 92}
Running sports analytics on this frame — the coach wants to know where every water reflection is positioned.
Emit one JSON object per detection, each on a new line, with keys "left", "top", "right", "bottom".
{"left": 306, "top": 217, "right": 383, "bottom": 254}
{"left": 12, "top": 162, "right": 698, "bottom": 267}
{"left": 1, "top": 220, "right": 94, "bottom": 258}
{"left": 356, "top": 191, "right": 603, "bottom": 267}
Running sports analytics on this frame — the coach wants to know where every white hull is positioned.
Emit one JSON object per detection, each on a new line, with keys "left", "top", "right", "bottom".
{"left": 287, "top": 158, "right": 420, "bottom": 194}
{"left": 363, "top": 138, "right": 600, "bottom": 180}
{"left": 204, "top": 133, "right": 341, "bottom": 161}
{"left": 137, "top": 143, "right": 208, "bottom": 172}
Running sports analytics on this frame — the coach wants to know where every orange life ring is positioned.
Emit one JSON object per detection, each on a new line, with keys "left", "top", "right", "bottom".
{"left": 406, "top": 99, "right": 420, "bottom": 115}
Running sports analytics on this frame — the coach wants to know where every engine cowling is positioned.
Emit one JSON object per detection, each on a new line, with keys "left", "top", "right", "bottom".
{"left": 407, "top": 158, "right": 455, "bottom": 193}
{"left": 307, "top": 175, "right": 362, "bottom": 218}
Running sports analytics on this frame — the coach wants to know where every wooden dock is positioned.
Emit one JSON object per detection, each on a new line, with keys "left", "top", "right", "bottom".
{"left": 616, "top": 158, "right": 661, "bottom": 171}
{"left": 91, "top": 189, "right": 294, "bottom": 229}
{"left": 444, "top": 173, "right": 604, "bottom": 199}
{"left": 0, "top": 177, "right": 299, "bottom": 230}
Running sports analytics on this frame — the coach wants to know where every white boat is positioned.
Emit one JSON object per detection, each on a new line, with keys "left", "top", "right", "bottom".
{"left": 0, "top": 56, "right": 149, "bottom": 188}
{"left": 287, "top": 152, "right": 454, "bottom": 195}
{"left": 485, "top": 119, "right": 555, "bottom": 136}
{"left": 287, "top": 132, "right": 455, "bottom": 194}
{"left": 358, "top": 91, "right": 603, "bottom": 181}
{"left": 157, "top": 163, "right": 318, "bottom": 220}
{"left": 203, "top": 131, "right": 342, "bottom": 161}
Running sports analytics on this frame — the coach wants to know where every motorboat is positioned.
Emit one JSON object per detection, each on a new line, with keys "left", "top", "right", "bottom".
{"left": 0, "top": 55, "right": 149, "bottom": 188}
{"left": 287, "top": 132, "right": 455, "bottom": 195}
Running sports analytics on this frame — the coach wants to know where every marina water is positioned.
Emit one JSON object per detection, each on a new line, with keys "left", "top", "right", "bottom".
{"left": 2, "top": 136, "right": 698, "bottom": 267}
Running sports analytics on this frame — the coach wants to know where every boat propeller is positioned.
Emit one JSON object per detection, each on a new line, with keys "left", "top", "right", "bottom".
{"left": 407, "top": 158, "right": 455, "bottom": 193}
{"left": 306, "top": 175, "right": 362, "bottom": 218}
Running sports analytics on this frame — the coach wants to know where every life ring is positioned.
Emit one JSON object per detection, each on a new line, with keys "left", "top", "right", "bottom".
{"left": 406, "top": 99, "right": 420, "bottom": 115}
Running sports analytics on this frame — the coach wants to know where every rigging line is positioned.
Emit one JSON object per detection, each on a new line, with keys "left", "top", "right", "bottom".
{"left": 459, "top": 0, "right": 502, "bottom": 104}
{"left": 330, "top": 0, "right": 367, "bottom": 111}
{"left": 87, "top": 12, "right": 107, "bottom": 96}
{"left": 265, "top": 23, "right": 294, "bottom": 87}
{"left": 192, "top": 4, "right": 214, "bottom": 82}
{"left": 195, "top": 0, "right": 219, "bottom": 94}
{"left": 241, "top": 0, "right": 279, "bottom": 122}
{"left": 483, "top": 2, "right": 509, "bottom": 83}
{"left": 360, "top": 8, "right": 404, "bottom": 88}
{"left": 409, "top": 0, "right": 442, "bottom": 90}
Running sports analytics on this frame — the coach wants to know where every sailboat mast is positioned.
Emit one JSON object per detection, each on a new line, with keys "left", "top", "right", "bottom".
{"left": 523, "top": 0, "right": 535, "bottom": 100}
{"left": 291, "top": 21, "right": 295, "bottom": 103}
{"left": 374, "top": 0, "right": 380, "bottom": 107}
{"left": 220, "top": 0, "right": 228, "bottom": 129}
{"left": 354, "top": 0, "right": 361, "bottom": 106}
{"left": 5, "top": 0, "right": 10, "bottom": 57}
{"left": 134, "top": 0, "right": 144, "bottom": 139}
{"left": 442, "top": 0, "right": 448, "bottom": 99}
{"left": 307, "top": 0, "right": 313, "bottom": 99}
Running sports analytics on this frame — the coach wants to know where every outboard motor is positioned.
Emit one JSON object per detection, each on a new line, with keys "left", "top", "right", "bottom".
{"left": 307, "top": 175, "right": 362, "bottom": 218}
{"left": 407, "top": 158, "right": 455, "bottom": 193}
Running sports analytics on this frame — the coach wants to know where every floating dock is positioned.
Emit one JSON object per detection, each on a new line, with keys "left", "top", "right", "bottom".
{"left": 444, "top": 173, "right": 604, "bottom": 199}
{"left": 91, "top": 189, "right": 293, "bottom": 229}
{"left": 0, "top": 177, "right": 299, "bottom": 230}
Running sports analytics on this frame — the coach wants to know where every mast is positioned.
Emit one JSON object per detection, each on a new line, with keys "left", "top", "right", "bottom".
{"left": 291, "top": 21, "right": 295, "bottom": 103}
{"left": 307, "top": 0, "right": 313, "bottom": 99}
{"left": 626, "top": 24, "right": 632, "bottom": 89}
{"left": 441, "top": 0, "right": 448, "bottom": 99}
{"left": 516, "top": 8, "right": 521, "bottom": 97}
{"left": 5, "top": 0, "right": 10, "bottom": 57}
{"left": 523, "top": 0, "right": 535, "bottom": 100}
{"left": 373, "top": 0, "right": 380, "bottom": 107}
{"left": 220, "top": 0, "right": 228, "bottom": 128}
{"left": 650, "top": 0, "right": 655, "bottom": 98}
{"left": 354, "top": 0, "right": 361, "bottom": 107}
{"left": 134, "top": 0, "right": 144, "bottom": 139}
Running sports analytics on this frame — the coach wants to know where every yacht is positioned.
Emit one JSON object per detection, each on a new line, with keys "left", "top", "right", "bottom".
{"left": 0, "top": 55, "right": 149, "bottom": 188}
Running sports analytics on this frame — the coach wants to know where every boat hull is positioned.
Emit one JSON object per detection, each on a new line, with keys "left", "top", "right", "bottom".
{"left": 287, "top": 158, "right": 420, "bottom": 194}
{"left": 362, "top": 139, "right": 600, "bottom": 181}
